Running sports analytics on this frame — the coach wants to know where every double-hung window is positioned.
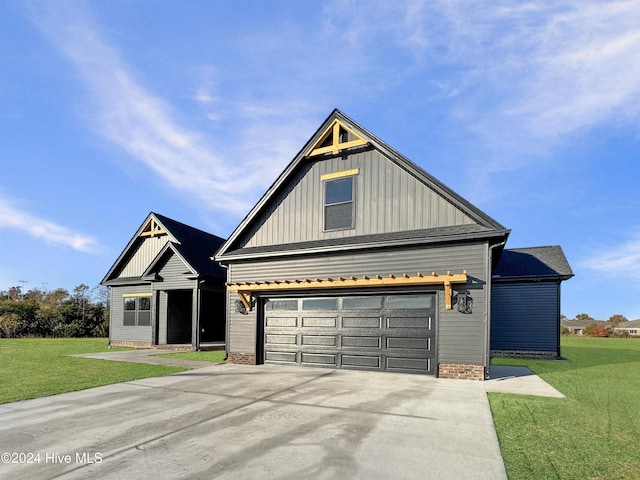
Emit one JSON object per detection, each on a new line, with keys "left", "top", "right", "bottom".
{"left": 123, "top": 294, "right": 152, "bottom": 326}
{"left": 324, "top": 176, "right": 355, "bottom": 230}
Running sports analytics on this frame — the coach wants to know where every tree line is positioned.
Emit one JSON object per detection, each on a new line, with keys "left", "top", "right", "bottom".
{"left": 0, "top": 284, "right": 108, "bottom": 338}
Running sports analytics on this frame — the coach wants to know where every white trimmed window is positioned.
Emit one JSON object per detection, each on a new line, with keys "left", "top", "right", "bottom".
{"left": 323, "top": 172, "right": 357, "bottom": 231}
{"left": 123, "top": 295, "right": 152, "bottom": 326}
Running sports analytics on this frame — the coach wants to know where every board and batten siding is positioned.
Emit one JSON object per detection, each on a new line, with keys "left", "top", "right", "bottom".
{"left": 226, "top": 241, "right": 488, "bottom": 365}
{"left": 491, "top": 282, "right": 560, "bottom": 353}
{"left": 239, "top": 149, "right": 476, "bottom": 249}
{"left": 109, "top": 284, "right": 153, "bottom": 343}
{"left": 117, "top": 236, "right": 170, "bottom": 278}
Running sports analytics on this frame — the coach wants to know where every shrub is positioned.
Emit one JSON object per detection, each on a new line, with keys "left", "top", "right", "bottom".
{"left": 0, "top": 313, "right": 21, "bottom": 338}
{"left": 585, "top": 322, "right": 607, "bottom": 337}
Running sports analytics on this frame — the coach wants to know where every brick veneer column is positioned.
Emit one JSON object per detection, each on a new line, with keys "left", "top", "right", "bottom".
{"left": 438, "top": 363, "right": 485, "bottom": 380}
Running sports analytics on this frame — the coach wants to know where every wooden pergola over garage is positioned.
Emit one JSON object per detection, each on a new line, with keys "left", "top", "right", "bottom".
{"left": 228, "top": 270, "right": 468, "bottom": 311}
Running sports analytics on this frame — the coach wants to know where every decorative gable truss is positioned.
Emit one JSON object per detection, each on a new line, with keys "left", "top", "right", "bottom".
{"left": 306, "top": 119, "right": 368, "bottom": 157}
{"left": 140, "top": 217, "right": 168, "bottom": 237}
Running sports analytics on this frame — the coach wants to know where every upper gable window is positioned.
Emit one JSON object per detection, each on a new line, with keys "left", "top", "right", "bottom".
{"left": 324, "top": 176, "right": 355, "bottom": 231}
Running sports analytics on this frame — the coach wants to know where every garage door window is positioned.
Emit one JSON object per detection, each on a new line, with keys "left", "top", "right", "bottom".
{"left": 342, "top": 296, "right": 383, "bottom": 309}
{"left": 265, "top": 299, "right": 298, "bottom": 311}
{"left": 302, "top": 298, "right": 338, "bottom": 310}
{"left": 387, "top": 295, "right": 433, "bottom": 309}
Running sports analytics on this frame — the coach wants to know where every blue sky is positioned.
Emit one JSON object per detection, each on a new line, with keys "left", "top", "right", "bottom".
{"left": 1, "top": 1, "right": 639, "bottom": 320}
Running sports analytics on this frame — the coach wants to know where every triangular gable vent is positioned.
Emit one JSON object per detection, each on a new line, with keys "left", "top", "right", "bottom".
{"left": 306, "top": 119, "right": 368, "bottom": 157}
{"left": 140, "top": 217, "right": 167, "bottom": 237}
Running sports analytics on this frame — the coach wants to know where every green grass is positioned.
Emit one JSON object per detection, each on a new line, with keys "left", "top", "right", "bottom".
{"left": 489, "top": 337, "right": 640, "bottom": 479}
{"left": 158, "top": 349, "right": 227, "bottom": 363}
{"left": 0, "top": 338, "right": 185, "bottom": 404}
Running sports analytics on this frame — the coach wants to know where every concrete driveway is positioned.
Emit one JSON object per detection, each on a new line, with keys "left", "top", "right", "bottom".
{"left": 0, "top": 363, "right": 507, "bottom": 480}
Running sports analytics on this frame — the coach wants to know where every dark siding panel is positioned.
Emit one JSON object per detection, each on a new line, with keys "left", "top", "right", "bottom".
{"left": 227, "top": 242, "right": 488, "bottom": 365}
{"left": 241, "top": 149, "right": 476, "bottom": 248}
{"left": 157, "top": 253, "right": 196, "bottom": 290}
{"left": 491, "top": 282, "right": 559, "bottom": 352}
{"left": 109, "top": 285, "right": 153, "bottom": 343}
{"left": 227, "top": 284, "right": 257, "bottom": 354}
{"left": 158, "top": 291, "right": 168, "bottom": 344}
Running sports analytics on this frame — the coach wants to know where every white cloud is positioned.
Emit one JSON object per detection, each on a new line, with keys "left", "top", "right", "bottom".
{"left": 27, "top": 3, "right": 272, "bottom": 217}
{"left": 581, "top": 233, "right": 640, "bottom": 279}
{"left": 0, "top": 194, "right": 101, "bottom": 253}
{"left": 325, "top": 0, "right": 640, "bottom": 153}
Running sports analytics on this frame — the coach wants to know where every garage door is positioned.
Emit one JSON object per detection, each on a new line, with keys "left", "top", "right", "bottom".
{"left": 263, "top": 293, "right": 436, "bottom": 375}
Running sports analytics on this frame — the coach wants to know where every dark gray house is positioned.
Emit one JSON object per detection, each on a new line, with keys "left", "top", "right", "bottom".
{"left": 491, "top": 246, "right": 574, "bottom": 358}
{"left": 102, "top": 212, "right": 226, "bottom": 350}
{"left": 215, "top": 109, "right": 526, "bottom": 380}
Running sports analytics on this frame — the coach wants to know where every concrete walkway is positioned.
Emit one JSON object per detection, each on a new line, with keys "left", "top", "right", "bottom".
{"left": 73, "top": 349, "right": 216, "bottom": 370}
{"left": 485, "top": 365, "right": 565, "bottom": 398}
{"left": 0, "top": 363, "right": 508, "bottom": 480}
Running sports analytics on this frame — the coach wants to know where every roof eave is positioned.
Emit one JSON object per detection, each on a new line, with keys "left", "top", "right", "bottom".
{"left": 101, "top": 277, "right": 149, "bottom": 287}
{"left": 217, "top": 228, "right": 510, "bottom": 263}
{"left": 493, "top": 274, "right": 574, "bottom": 283}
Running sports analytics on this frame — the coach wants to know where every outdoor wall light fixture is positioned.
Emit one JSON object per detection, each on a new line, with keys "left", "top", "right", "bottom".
{"left": 235, "top": 299, "right": 249, "bottom": 315}
{"left": 457, "top": 291, "right": 473, "bottom": 314}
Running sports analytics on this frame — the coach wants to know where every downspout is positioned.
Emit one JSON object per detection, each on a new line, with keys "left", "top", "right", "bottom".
{"left": 556, "top": 282, "right": 561, "bottom": 358}
{"left": 108, "top": 287, "right": 113, "bottom": 348}
{"left": 195, "top": 282, "right": 202, "bottom": 351}
{"left": 486, "top": 240, "right": 506, "bottom": 379}
{"left": 218, "top": 262, "right": 229, "bottom": 361}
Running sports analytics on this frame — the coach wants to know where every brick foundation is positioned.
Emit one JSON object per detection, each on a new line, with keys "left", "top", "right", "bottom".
{"left": 109, "top": 341, "right": 153, "bottom": 349}
{"left": 109, "top": 341, "right": 195, "bottom": 352}
{"left": 438, "top": 363, "right": 485, "bottom": 381}
{"left": 491, "top": 349, "right": 559, "bottom": 360}
{"left": 227, "top": 352, "right": 256, "bottom": 365}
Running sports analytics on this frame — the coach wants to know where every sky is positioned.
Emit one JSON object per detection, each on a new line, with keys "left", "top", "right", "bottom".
{"left": 1, "top": 0, "right": 639, "bottom": 320}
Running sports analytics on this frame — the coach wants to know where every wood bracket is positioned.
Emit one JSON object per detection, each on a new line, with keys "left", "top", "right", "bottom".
{"left": 236, "top": 291, "right": 252, "bottom": 312}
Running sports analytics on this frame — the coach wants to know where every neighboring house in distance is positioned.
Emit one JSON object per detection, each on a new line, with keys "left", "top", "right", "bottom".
{"left": 561, "top": 318, "right": 594, "bottom": 336}
{"left": 214, "top": 109, "right": 573, "bottom": 380}
{"left": 560, "top": 318, "right": 640, "bottom": 337}
{"left": 491, "top": 246, "right": 574, "bottom": 358}
{"left": 102, "top": 212, "right": 226, "bottom": 350}
{"left": 609, "top": 319, "right": 640, "bottom": 337}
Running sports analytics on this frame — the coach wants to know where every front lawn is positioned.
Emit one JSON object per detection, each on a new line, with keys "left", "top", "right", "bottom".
{"left": 0, "top": 338, "right": 184, "bottom": 404}
{"left": 490, "top": 337, "right": 640, "bottom": 479}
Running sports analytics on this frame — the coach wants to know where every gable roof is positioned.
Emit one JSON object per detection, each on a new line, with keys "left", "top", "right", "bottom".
{"left": 215, "top": 109, "right": 509, "bottom": 261}
{"left": 560, "top": 318, "right": 593, "bottom": 328}
{"left": 614, "top": 319, "right": 640, "bottom": 328}
{"left": 493, "top": 246, "right": 574, "bottom": 282}
{"left": 102, "top": 212, "right": 225, "bottom": 285}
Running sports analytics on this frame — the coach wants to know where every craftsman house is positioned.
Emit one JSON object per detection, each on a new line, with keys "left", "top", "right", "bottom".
{"left": 102, "top": 212, "right": 226, "bottom": 350}
{"left": 214, "top": 109, "right": 571, "bottom": 380}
